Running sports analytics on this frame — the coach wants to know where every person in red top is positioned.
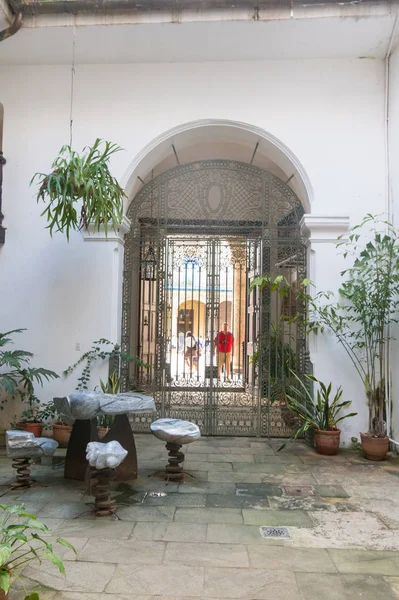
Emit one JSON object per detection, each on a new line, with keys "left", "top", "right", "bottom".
{"left": 214, "top": 322, "right": 234, "bottom": 381}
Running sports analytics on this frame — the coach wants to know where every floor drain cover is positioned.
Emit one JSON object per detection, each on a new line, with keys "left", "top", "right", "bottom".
{"left": 260, "top": 526, "right": 290, "bottom": 539}
{"left": 283, "top": 485, "right": 314, "bottom": 497}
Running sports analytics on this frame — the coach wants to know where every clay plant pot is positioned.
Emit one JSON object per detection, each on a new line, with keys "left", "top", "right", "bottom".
{"left": 360, "top": 433, "right": 389, "bottom": 461}
{"left": 97, "top": 427, "right": 110, "bottom": 441}
{"left": 314, "top": 429, "right": 341, "bottom": 456}
{"left": 52, "top": 422, "right": 72, "bottom": 448}
{"left": 18, "top": 422, "right": 43, "bottom": 437}
{"left": 0, "top": 587, "right": 9, "bottom": 600}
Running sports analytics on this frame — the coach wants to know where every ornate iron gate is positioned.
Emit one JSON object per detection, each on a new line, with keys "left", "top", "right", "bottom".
{"left": 121, "top": 160, "right": 307, "bottom": 436}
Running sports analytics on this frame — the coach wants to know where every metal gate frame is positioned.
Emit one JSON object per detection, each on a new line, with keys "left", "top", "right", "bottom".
{"left": 121, "top": 160, "right": 307, "bottom": 437}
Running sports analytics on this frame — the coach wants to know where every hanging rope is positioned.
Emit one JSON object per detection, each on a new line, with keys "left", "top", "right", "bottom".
{"left": 69, "top": 21, "right": 77, "bottom": 148}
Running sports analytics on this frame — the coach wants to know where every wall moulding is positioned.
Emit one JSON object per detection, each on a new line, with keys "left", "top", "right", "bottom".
{"left": 300, "top": 215, "right": 350, "bottom": 243}
{"left": 80, "top": 215, "right": 131, "bottom": 244}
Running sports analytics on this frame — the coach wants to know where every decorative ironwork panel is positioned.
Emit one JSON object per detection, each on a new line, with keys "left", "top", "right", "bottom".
{"left": 121, "top": 160, "right": 307, "bottom": 437}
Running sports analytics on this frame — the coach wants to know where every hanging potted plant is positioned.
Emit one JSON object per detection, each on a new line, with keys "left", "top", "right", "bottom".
{"left": 278, "top": 373, "right": 357, "bottom": 455}
{"left": 30, "top": 138, "right": 126, "bottom": 240}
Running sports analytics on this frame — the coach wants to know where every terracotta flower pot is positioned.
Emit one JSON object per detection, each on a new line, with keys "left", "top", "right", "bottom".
{"left": 314, "top": 429, "right": 341, "bottom": 455}
{"left": 18, "top": 422, "right": 43, "bottom": 437}
{"left": 52, "top": 423, "right": 72, "bottom": 448}
{"left": 360, "top": 433, "right": 389, "bottom": 461}
{"left": 97, "top": 427, "right": 110, "bottom": 441}
{"left": 0, "top": 588, "right": 9, "bottom": 600}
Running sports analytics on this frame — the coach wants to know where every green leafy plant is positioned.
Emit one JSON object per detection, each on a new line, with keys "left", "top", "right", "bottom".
{"left": 250, "top": 324, "right": 296, "bottom": 395}
{"left": 251, "top": 215, "right": 399, "bottom": 439}
{"left": 63, "top": 339, "right": 144, "bottom": 391}
{"left": 0, "top": 330, "right": 58, "bottom": 411}
{"left": 37, "top": 400, "right": 70, "bottom": 429}
{"left": 0, "top": 504, "right": 76, "bottom": 599}
{"left": 31, "top": 138, "right": 126, "bottom": 241}
{"left": 278, "top": 372, "right": 357, "bottom": 451}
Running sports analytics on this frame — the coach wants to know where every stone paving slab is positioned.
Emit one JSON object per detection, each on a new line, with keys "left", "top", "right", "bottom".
{"left": 242, "top": 509, "right": 313, "bottom": 527}
{"left": 247, "top": 545, "right": 337, "bottom": 572}
{"left": 206, "top": 524, "right": 270, "bottom": 544}
{"left": 164, "top": 542, "right": 249, "bottom": 568}
{"left": 105, "top": 564, "right": 204, "bottom": 596}
{"left": 25, "top": 560, "right": 116, "bottom": 593}
{"left": 203, "top": 568, "right": 302, "bottom": 599}
{"left": 78, "top": 538, "right": 166, "bottom": 564}
{"left": 131, "top": 521, "right": 207, "bottom": 542}
{"left": 328, "top": 549, "right": 399, "bottom": 575}
{"left": 295, "top": 572, "right": 399, "bottom": 600}
{"left": 175, "top": 507, "right": 244, "bottom": 524}
{"left": 55, "top": 518, "right": 135, "bottom": 539}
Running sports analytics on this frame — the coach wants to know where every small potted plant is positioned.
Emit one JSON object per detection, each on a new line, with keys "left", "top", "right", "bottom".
{"left": 278, "top": 372, "right": 357, "bottom": 455}
{"left": 31, "top": 138, "right": 126, "bottom": 241}
{"left": 38, "top": 400, "right": 73, "bottom": 448}
{"left": 0, "top": 504, "right": 76, "bottom": 600}
{"left": 14, "top": 395, "right": 43, "bottom": 437}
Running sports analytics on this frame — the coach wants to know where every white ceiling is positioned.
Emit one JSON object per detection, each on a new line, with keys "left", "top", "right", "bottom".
{"left": 0, "top": 13, "right": 396, "bottom": 65}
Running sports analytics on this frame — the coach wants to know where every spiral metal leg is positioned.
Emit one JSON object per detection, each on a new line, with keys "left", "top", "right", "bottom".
{"left": 90, "top": 467, "right": 116, "bottom": 517}
{"left": 165, "top": 442, "right": 185, "bottom": 481}
{"left": 11, "top": 457, "right": 32, "bottom": 489}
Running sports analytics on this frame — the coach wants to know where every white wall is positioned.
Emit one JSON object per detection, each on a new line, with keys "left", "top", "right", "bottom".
{"left": 389, "top": 43, "right": 399, "bottom": 442}
{"left": 0, "top": 58, "right": 386, "bottom": 438}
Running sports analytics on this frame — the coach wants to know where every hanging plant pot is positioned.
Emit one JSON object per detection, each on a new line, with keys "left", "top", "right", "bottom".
{"left": 360, "top": 433, "right": 389, "bottom": 461}
{"left": 314, "top": 429, "right": 341, "bottom": 455}
{"left": 31, "top": 138, "right": 126, "bottom": 241}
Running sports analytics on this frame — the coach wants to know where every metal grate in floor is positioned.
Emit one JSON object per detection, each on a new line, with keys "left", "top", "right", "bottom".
{"left": 260, "top": 526, "right": 291, "bottom": 539}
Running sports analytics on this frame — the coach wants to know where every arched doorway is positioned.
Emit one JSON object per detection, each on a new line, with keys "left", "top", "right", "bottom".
{"left": 122, "top": 159, "right": 307, "bottom": 436}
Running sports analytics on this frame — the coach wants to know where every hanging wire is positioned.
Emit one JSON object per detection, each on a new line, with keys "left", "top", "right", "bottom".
{"left": 69, "top": 21, "right": 77, "bottom": 148}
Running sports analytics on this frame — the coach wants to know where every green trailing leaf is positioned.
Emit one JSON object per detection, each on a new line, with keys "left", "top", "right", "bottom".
{"left": 43, "top": 550, "right": 66, "bottom": 576}
{"left": 24, "top": 594, "right": 40, "bottom": 600}
{"left": 31, "top": 138, "right": 126, "bottom": 241}
{"left": 0, "top": 544, "right": 12, "bottom": 565}
{"left": 0, "top": 569, "right": 11, "bottom": 593}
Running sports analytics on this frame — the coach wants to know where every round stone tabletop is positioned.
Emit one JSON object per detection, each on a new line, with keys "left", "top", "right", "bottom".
{"left": 150, "top": 418, "right": 201, "bottom": 445}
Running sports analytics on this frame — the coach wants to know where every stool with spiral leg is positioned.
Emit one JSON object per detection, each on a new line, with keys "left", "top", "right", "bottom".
{"left": 6, "top": 430, "right": 58, "bottom": 490}
{"left": 150, "top": 419, "right": 201, "bottom": 483}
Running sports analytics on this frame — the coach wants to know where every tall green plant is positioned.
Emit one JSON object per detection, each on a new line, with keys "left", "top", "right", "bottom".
{"left": 251, "top": 215, "right": 399, "bottom": 438}
{"left": 0, "top": 330, "right": 58, "bottom": 411}
{"left": 31, "top": 138, "right": 126, "bottom": 241}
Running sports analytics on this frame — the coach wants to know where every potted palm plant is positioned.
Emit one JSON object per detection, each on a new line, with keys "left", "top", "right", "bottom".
{"left": 31, "top": 138, "right": 126, "bottom": 241}
{"left": 0, "top": 329, "right": 58, "bottom": 434}
{"left": 0, "top": 504, "right": 75, "bottom": 600}
{"left": 304, "top": 216, "right": 399, "bottom": 460}
{"left": 278, "top": 372, "right": 357, "bottom": 454}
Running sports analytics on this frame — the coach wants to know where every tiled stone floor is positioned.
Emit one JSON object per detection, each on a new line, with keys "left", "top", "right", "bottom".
{"left": 1, "top": 434, "right": 399, "bottom": 599}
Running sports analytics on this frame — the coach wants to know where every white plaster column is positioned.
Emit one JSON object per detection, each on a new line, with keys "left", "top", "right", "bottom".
{"left": 299, "top": 215, "right": 368, "bottom": 446}
{"left": 80, "top": 216, "right": 131, "bottom": 344}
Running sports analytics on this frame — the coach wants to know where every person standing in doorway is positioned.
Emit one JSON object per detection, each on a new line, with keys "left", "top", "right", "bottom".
{"left": 215, "top": 322, "right": 233, "bottom": 381}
